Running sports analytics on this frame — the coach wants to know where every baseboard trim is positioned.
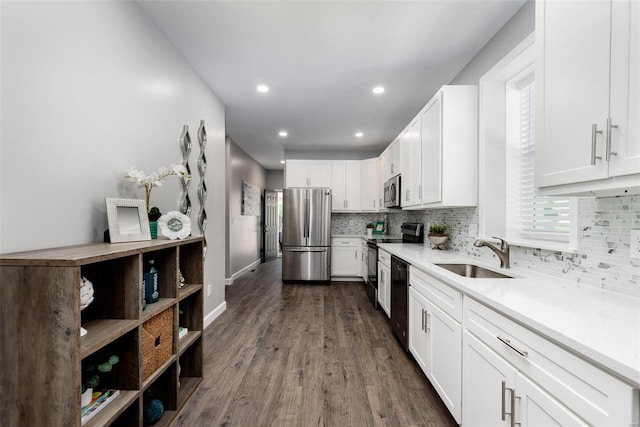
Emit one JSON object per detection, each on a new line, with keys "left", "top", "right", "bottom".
{"left": 226, "top": 259, "right": 262, "bottom": 285}
{"left": 331, "top": 277, "right": 366, "bottom": 282}
{"left": 204, "top": 300, "right": 227, "bottom": 329}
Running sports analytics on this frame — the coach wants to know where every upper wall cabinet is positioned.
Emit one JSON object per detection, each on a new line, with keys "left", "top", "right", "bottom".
{"left": 380, "top": 137, "right": 402, "bottom": 182}
{"left": 401, "top": 120, "right": 422, "bottom": 208}
{"left": 360, "top": 158, "right": 379, "bottom": 211}
{"left": 331, "top": 160, "right": 361, "bottom": 212}
{"left": 285, "top": 160, "right": 332, "bottom": 188}
{"left": 397, "top": 85, "right": 477, "bottom": 209}
{"left": 536, "top": 0, "right": 640, "bottom": 195}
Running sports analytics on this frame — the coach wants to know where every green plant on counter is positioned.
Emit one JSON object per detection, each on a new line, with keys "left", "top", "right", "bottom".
{"left": 428, "top": 223, "right": 448, "bottom": 235}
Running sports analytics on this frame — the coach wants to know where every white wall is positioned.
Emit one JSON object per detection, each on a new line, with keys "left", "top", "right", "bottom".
{"left": 450, "top": 0, "right": 535, "bottom": 85}
{"left": 226, "top": 138, "right": 266, "bottom": 279}
{"left": 1, "top": 1, "right": 227, "bottom": 321}
{"left": 265, "top": 170, "right": 284, "bottom": 191}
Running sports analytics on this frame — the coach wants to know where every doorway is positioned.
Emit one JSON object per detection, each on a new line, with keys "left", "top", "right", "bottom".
{"left": 263, "top": 189, "right": 282, "bottom": 261}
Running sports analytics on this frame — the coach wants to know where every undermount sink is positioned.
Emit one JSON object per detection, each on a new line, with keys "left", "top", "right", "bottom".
{"left": 436, "top": 263, "right": 513, "bottom": 279}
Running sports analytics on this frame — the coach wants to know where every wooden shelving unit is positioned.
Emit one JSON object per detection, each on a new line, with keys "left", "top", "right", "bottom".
{"left": 0, "top": 236, "right": 204, "bottom": 426}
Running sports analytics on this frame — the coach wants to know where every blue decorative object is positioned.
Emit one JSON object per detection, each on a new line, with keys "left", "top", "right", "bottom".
{"left": 143, "top": 399, "right": 164, "bottom": 425}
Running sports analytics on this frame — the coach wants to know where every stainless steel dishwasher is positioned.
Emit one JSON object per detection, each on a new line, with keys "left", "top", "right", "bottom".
{"left": 391, "top": 255, "right": 409, "bottom": 350}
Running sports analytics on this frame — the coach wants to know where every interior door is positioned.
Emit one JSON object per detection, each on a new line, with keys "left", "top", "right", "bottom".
{"left": 263, "top": 190, "right": 278, "bottom": 261}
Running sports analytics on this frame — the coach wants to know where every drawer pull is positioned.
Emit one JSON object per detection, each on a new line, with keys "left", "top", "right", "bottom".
{"left": 497, "top": 336, "right": 528, "bottom": 358}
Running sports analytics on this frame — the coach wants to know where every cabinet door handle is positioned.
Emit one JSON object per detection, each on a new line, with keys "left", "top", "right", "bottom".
{"left": 591, "top": 124, "right": 603, "bottom": 165}
{"left": 421, "top": 308, "right": 425, "bottom": 331}
{"left": 425, "top": 311, "right": 430, "bottom": 333}
{"left": 606, "top": 117, "right": 618, "bottom": 161}
{"left": 497, "top": 336, "right": 528, "bottom": 358}
{"left": 501, "top": 381, "right": 507, "bottom": 421}
{"left": 502, "top": 382, "right": 518, "bottom": 425}
{"left": 373, "top": 199, "right": 376, "bottom": 208}
{"left": 511, "top": 390, "right": 521, "bottom": 427}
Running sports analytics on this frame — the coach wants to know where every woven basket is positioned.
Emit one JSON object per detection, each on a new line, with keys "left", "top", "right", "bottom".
{"left": 142, "top": 308, "right": 174, "bottom": 380}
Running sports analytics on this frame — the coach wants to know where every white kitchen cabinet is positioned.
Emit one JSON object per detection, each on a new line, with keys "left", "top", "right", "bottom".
{"left": 419, "top": 85, "right": 477, "bottom": 207}
{"left": 463, "top": 297, "right": 637, "bottom": 426}
{"left": 359, "top": 239, "right": 368, "bottom": 281}
{"left": 380, "top": 137, "right": 402, "bottom": 183}
{"left": 330, "top": 238, "right": 360, "bottom": 277}
{"left": 331, "top": 161, "right": 361, "bottom": 212}
{"left": 377, "top": 249, "right": 391, "bottom": 317}
{"left": 462, "top": 331, "right": 587, "bottom": 427}
{"left": 515, "top": 373, "right": 589, "bottom": 426}
{"left": 536, "top": 0, "right": 640, "bottom": 195}
{"left": 409, "top": 266, "right": 462, "bottom": 423}
{"left": 360, "top": 158, "right": 378, "bottom": 211}
{"left": 285, "top": 160, "right": 331, "bottom": 188}
{"left": 462, "top": 331, "right": 514, "bottom": 427}
{"left": 401, "top": 120, "right": 422, "bottom": 208}
{"left": 377, "top": 155, "right": 387, "bottom": 210}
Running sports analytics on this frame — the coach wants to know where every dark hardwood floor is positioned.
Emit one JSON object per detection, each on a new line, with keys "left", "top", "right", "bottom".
{"left": 172, "top": 258, "right": 457, "bottom": 426}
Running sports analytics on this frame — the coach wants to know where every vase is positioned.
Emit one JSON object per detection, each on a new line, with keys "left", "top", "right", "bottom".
{"left": 81, "top": 388, "right": 93, "bottom": 408}
{"left": 428, "top": 234, "right": 449, "bottom": 250}
{"left": 366, "top": 229, "right": 373, "bottom": 238}
{"left": 149, "top": 221, "right": 158, "bottom": 239}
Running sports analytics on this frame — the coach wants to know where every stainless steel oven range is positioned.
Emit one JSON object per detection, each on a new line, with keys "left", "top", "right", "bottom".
{"left": 365, "top": 222, "right": 423, "bottom": 308}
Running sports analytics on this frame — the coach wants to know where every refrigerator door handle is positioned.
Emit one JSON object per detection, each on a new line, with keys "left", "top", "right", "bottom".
{"left": 304, "top": 198, "right": 310, "bottom": 239}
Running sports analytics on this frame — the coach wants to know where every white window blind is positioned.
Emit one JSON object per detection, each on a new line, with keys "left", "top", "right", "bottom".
{"left": 518, "top": 81, "right": 571, "bottom": 242}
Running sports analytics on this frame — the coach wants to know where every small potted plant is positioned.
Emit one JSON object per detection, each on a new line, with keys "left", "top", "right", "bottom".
{"left": 428, "top": 223, "right": 449, "bottom": 250}
{"left": 366, "top": 223, "right": 375, "bottom": 238}
{"left": 81, "top": 354, "right": 119, "bottom": 407}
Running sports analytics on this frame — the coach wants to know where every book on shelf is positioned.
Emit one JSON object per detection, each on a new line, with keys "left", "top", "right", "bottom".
{"left": 179, "top": 326, "right": 189, "bottom": 339}
{"left": 81, "top": 389, "right": 120, "bottom": 425}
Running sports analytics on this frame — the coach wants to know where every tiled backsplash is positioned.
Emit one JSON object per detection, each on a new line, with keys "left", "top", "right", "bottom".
{"left": 331, "top": 195, "right": 640, "bottom": 298}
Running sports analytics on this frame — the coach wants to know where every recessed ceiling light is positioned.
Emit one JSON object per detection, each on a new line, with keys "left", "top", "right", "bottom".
{"left": 256, "top": 84, "right": 269, "bottom": 93}
{"left": 280, "top": 160, "right": 286, "bottom": 164}
{"left": 355, "top": 132, "right": 364, "bottom": 138}
{"left": 372, "top": 86, "right": 385, "bottom": 94}
{"left": 279, "top": 131, "right": 288, "bottom": 137}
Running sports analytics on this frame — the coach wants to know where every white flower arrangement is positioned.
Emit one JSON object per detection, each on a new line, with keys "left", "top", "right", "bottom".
{"left": 124, "top": 164, "right": 189, "bottom": 212}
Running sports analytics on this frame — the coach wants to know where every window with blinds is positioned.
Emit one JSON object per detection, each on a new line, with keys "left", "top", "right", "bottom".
{"left": 518, "top": 81, "right": 572, "bottom": 242}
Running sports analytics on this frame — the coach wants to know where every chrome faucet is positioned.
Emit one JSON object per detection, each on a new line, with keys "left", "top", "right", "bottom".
{"left": 474, "top": 237, "right": 510, "bottom": 269}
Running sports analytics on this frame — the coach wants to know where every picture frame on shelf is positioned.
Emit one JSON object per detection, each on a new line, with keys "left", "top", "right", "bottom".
{"left": 106, "top": 198, "right": 151, "bottom": 243}
{"left": 373, "top": 221, "right": 385, "bottom": 235}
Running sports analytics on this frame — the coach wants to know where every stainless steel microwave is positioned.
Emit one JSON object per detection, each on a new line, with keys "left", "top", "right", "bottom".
{"left": 383, "top": 174, "right": 401, "bottom": 208}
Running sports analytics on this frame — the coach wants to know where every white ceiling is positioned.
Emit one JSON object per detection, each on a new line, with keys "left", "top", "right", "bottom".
{"left": 138, "top": 0, "right": 526, "bottom": 170}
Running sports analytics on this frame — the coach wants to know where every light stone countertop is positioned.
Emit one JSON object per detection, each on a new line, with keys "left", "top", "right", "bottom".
{"left": 377, "top": 242, "right": 640, "bottom": 388}
{"left": 331, "top": 234, "right": 402, "bottom": 240}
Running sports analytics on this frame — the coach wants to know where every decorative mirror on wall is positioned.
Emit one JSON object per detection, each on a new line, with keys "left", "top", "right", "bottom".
{"left": 179, "top": 125, "right": 192, "bottom": 217}
{"left": 197, "top": 119, "right": 208, "bottom": 259}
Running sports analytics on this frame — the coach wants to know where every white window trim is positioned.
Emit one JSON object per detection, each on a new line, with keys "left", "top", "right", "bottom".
{"left": 478, "top": 32, "right": 578, "bottom": 252}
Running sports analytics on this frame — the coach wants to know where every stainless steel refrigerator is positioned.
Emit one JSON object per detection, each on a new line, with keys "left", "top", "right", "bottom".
{"left": 282, "top": 188, "right": 332, "bottom": 281}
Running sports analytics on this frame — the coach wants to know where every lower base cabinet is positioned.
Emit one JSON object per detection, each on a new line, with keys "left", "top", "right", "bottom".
{"left": 377, "top": 262, "right": 391, "bottom": 316}
{"left": 462, "top": 331, "right": 586, "bottom": 426}
{"left": 463, "top": 297, "right": 637, "bottom": 426}
{"left": 409, "top": 287, "right": 462, "bottom": 423}
{"left": 331, "top": 237, "right": 360, "bottom": 277}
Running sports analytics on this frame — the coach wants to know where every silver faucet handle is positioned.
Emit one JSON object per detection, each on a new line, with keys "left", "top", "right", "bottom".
{"left": 492, "top": 237, "right": 509, "bottom": 250}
